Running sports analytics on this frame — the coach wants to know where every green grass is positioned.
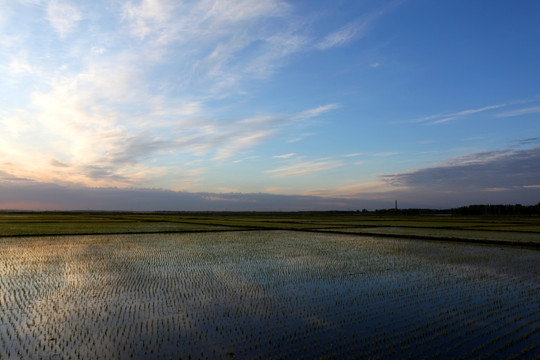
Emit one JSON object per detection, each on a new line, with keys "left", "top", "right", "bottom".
{"left": 331, "top": 227, "right": 540, "bottom": 245}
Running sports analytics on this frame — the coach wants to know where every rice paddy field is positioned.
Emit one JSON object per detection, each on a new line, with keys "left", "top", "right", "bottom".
{"left": 0, "top": 212, "right": 539, "bottom": 359}
{"left": 1, "top": 211, "right": 539, "bottom": 247}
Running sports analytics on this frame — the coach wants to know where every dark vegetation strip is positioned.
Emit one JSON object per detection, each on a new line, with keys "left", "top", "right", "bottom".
{"left": 167, "top": 215, "right": 540, "bottom": 232}
{"left": 0, "top": 228, "right": 258, "bottom": 238}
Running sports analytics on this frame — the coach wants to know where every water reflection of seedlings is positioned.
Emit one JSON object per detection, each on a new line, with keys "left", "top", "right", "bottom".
{"left": 0, "top": 232, "right": 538, "bottom": 359}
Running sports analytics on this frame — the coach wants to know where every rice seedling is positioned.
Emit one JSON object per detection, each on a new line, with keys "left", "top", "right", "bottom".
{"left": 0, "top": 231, "right": 538, "bottom": 359}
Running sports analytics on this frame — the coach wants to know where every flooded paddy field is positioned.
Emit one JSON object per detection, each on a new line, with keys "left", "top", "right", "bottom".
{"left": 0, "top": 231, "right": 538, "bottom": 359}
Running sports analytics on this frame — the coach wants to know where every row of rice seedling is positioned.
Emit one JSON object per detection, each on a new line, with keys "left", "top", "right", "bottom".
{"left": 0, "top": 231, "right": 538, "bottom": 359}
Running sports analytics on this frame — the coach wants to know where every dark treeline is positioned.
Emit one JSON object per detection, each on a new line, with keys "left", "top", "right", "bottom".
{"left": 2, "top": 203, "right": 539, "bottom": 216}
{"left": 365, "top": 208, "right": 448, "bottom": 216}
{"left": 450, "top": 203, "right": 540, "bottom": 216}
{"left": 365, "top": 203, "right": 540, "bottom": 216}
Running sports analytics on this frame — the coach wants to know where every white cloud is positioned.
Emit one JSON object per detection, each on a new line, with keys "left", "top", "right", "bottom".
{"left": 203, "top": 0, "right": 289, "bottom": 24}
{"left": 1, "top": 59, "right": 341, "bottom": 187}
{"left": 8, "top": 57, "right": 33, "bottom": 74}
{"left": 115, "top": 0, "right": 308, "bottom": 96}
{"left": 483, "top": 187, "right": 510, "bottom": 192}
{"left": 122, "top": 0, "right": 176, "bottom": 39}
{"left": 0, "top": 53, "right": 208, "bottom": 187}
{"left": 213, "top": 130, "right": 274, "bottom": 160}
{"left": 242, "top": 32, "right": 307, "bottom": 79}
{"left": 373, "top": 152, "right": 398, "bottom": 157}
{"left": 0, "top": 0, "right": 380, "bottom": 193}
{"left": 203, "top": 104, "right": 337, "bottom": 160}
{"left": 46, "top": 1, "right": 82, "bottom": 37}
{"left": 91, "top": 47, "right": 106, "bottom": 55}
{"left": 264, "top": 159, "right": 343, "bottom": 177}
{"left": 287, "top": 132, "right": 315, "bottom": 143}
{"left": 0, "top": 112, "right": 32, "bottom": 138}
{"left": 300, "top": 180, "right": 391, "bottom": 199}
{"left": 496, "top": 106, "right": 540, "bottom": 118}
{"left": 273, "top": 153, "right": 296, "bottom": 159}
{"left": 412, "top": 104, "right": 506, "bottom": 125}
{"left": 314, "top": 3, "right": 395, "bottom": 51}
{"left": 316, "top": 19, "right": 370, "bottom": 50}
{"left": 0, "top": 5, "right": 7, "bottom": 31}
{"left": 121, "top": 0, "right": 289, "bottom": 44}
{"left": 293, "top": 104, "right": 340, "bottom": 120}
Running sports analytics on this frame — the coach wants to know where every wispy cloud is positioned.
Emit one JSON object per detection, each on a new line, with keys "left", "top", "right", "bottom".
{"left": 316, "top": 19, "right": 370, "bottom": 50}
{"left": 314, "top": 2, "right": 396, "bottom": 51}
{"left": 46, "top": 1, "right": 82, "bottom": 37}
{"left": 273, "top": 153, "right": 296, "bottom": 159}
{"left": 412, "top": 104, "right": 506, "bottom": 125}
{"left": 496, "top": 106, "right": 540, "bottom": 118}
{"left": 300, "top": 181, "right": 391, "bottom": 199}
{"left": 0, "top": 92, "right": 338, "bottom": 187}
{"left": 293, "top": 103, "right": 340, "bottom": 120}
{"left": 213, "top": 130, "right": 274, "bottom": 160}
{"left": 8, "top": 56, "right": 34, "bottom": 74}
{"left": 50, "top": 159, "right": 69, "bottom": 168}
{"left": 119, "top": 0, "right": 300, "bottom": 91}
{"left": 122, "top": 0, "right": 290, "bottom": 41}
{"left": 518, "top": 137, "right": 540, "bottom": 145}
{"left": 231, "top": 155, "right": 259, "bottom": 164}
{"left": 373, "top": 152, "right": 398, "bottom": 157}
{"left": 122, "top": 0, "right": 175, "bottom": 39}
{"left": 287, "top": 132, "right": 315, "bottom": 143}
{"left": 0, "top": 0, "right": 390, "bottom": 195}
{"left": 264, "top": 159, "right": 343, "bottom": 177}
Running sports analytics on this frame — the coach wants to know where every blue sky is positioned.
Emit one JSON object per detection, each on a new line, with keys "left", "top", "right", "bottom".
{"left": 1, "top": 0, "right": 539, "bottom": 210}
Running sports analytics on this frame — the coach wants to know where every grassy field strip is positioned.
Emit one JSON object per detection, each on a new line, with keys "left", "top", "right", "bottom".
{"left": 474, "top": 225, "right": 540, "bottom": 232}
{"left": 0, "top": 223, "right": 246, "bottom": 237}
{"left": 303, "top": 228, "right": 540, "bottom": 248}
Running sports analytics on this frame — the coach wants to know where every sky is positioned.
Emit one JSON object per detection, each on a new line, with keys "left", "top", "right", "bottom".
{"left": 1, "top": 0, "right": 540, "bottom": 211}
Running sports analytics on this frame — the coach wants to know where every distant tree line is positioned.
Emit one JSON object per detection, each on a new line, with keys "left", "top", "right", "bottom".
{"left": 450, "top": 203, "right": 540, "bottom": 216}
{"left": 358, "top": 203, "right": 540, "bottom": 216}
{"left": 363, "top": 208, "right": 449, "bottom": 216}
